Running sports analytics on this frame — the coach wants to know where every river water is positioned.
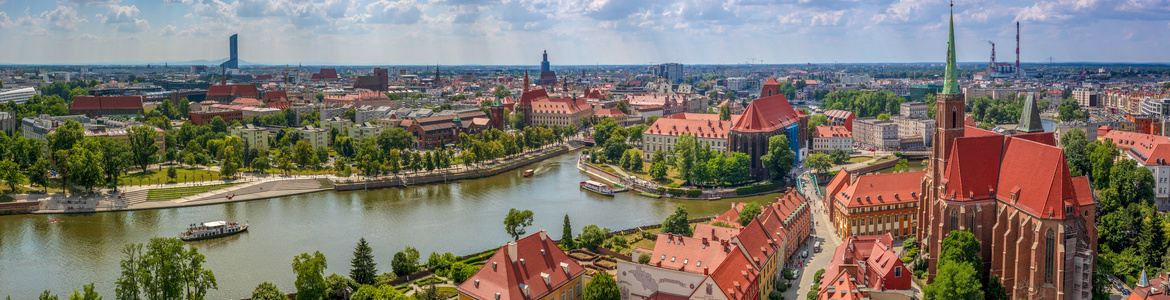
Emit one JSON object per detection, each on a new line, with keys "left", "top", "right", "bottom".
{"left": 0, "top": 150, "right": 780, "bottom": 299}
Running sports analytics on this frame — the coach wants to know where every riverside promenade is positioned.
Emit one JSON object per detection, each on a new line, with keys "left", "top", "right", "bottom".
{"left": 23, "top": 142, "right": 584, "bottom": 214}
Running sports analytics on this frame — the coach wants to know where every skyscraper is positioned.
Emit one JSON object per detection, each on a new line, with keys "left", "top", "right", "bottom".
{"left": 654, "top": 63, "right": 684, "bottom": 83}
{"left": 221, "top": 34, "right": 239, "bottom": 70}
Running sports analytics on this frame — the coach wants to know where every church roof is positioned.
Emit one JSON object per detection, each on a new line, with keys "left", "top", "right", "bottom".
{"left": 1017, "top": 93, "right": 1044, "bottom": 133}
{"left": 731, "top": 94, "right": 801, "bottom": 133}
{"left": 942, "top": 4, "right": 960, "bottom": 94}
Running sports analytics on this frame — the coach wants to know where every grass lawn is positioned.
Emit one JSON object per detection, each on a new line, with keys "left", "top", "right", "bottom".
{"left": 622, "top": 163, "right": 685, "bottom": 187}
{"left": 435, "top": 287, "right": 458, "bottom": 298}
{"left": 120, "top": 168, "right": 221, "bottom": 186}
{"left": 846, "top": 156, "right": 873, "bottom": 163}
{"left": 872, "top": 156, "right": 899, "bottom": 165}
{"left": 145, "top": 183, "right": 240, "bottom": 201}
{"left": 263, "top": 167, "right": 334, "bottom": 175}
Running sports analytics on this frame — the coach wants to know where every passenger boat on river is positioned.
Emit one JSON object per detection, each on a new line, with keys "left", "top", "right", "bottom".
{"left": 580, "top": 180, "right": 614, "bottom": 196}
{"left": 179, "top": 221, "right": 248, "bottom": 241}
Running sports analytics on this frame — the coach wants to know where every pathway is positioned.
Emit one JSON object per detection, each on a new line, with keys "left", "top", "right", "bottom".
{"left": 785, "top": 170, "right": 845, "bottom": 300}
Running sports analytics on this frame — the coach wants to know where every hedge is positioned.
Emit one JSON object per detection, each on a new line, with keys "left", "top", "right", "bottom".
{"left": 685, "top": 189, "right": 702, "bottom": 198}
{"left": 736, "top": 183, "right": 782, "bottom": 195}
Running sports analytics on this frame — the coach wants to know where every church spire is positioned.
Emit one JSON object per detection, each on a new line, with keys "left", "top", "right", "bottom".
{"left": 1017, "top": 92, "right": 1044, "bottom": 133}
{"left": 942, "top": 1, "right": 960, "bottom": 94}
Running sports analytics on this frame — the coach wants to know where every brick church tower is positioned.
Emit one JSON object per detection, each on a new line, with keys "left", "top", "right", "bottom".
{"left": 917, "top": 2, "right": 968, "bottom": 279}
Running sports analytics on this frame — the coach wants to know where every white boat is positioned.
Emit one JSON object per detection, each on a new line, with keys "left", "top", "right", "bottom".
{"left": 179, "top": 221, "right": 248, "bottom": 241}
{"left": 580, "top": 180, "right": 614, "bottom": 196}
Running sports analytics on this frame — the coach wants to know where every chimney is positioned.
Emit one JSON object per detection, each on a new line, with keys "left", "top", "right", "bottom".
{"left": 1016, "top": 22, "right": 1021, "bottom": 72}
{"left": 507, "top": 241, "right": 518, "bottom": 262}
{"left": 704, "top": 267, "right": 709, "bottom": 275}
{"left": 220, "top": 77, "right": 227, "bottom": 85}
{"left": 539, "top": 229, "right": 547, "bottom": 241}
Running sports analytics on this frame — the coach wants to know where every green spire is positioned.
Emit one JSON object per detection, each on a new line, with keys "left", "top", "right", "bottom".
{"left": 942, "top": 3, "right": 960, "bottom": 94}
{"left": 1017, "top": 92, "right": 1044, "bottom": 133}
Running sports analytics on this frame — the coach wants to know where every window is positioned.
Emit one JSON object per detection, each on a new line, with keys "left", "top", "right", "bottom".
{"left": 949, "top": 209, "right": 958, "bottom": 231}
{"left": 895, "top": 266, "right": 902, "bottom": 277}
{"left": 1045, "top": 229, "right": 1055, "bottom": 284}
{"left": 968, "top": 212, "right": 975, "bottom": 232}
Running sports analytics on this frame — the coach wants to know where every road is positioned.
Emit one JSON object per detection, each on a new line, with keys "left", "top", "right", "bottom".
{"left": 783, "top": 170, "right": 845, "bottom": 300}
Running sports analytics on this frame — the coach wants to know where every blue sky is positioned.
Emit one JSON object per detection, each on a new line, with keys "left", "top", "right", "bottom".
{"left": 0, "top": 0, "right": 1168, "bottom": 65}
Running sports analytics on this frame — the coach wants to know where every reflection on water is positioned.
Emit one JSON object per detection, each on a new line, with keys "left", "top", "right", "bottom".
{"left": 0, "top": 150, "right": 782, "bottom": 299}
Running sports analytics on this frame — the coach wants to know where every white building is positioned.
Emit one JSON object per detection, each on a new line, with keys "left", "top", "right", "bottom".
{"left": 229, "top": 124, "right": 270, "bottom": 150}
{"left": 1101, "top": 129, "right": 1170, "bottom": 209}
{"left": 641, "top": 114, "right": 735, "bottom": 160}
{"left": 0, "top": 87, "right": 38, "bottom": 104}
{"left": 853, "top": 118, "right": 899, "bottom": 149}
{"left": 812, "top": 126, "right": 852, "bottom": 153}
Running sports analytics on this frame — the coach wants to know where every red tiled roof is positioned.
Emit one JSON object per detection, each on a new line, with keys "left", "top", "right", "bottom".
{"left": 1013, "top": 131, "right": 1056, "bottom": 146}
{"left": 230, "top": 97, "right": 264, "bottom": 107}
{"left": 834, "top": 171, "right": 925, "bottom": 209}
{"left": 669, "top": 113, "right": 741, "bottom": 123}
{"left": 997, "top": 137, "right": 1078, "bottom": 219}
{"left": 264, "top": 91, "right": 288, "bottom": 102}
{"left": 594, "top": 108, "right": 626, "bottom": 117}
{"left": 70, "top": 96, "right": 144, "bottom": 111}
{"left": 817, "top": 270, "right": 866, "bottom": 300}
{"left": 707, "top": 249, "right": 757, "bottom": 300}
{"left": 518, "top": 89, "right": 549, "bottom": 106}
{"left": 207, "top": 84, "right": 259, "bottom": 98}
{"left": 823, "top": 110, "right": 853, "bottom": 120}
{"left": 649, "top": 233, "right": 732, "bottom": 274}
{"left": 943, "top": 135, "right": 1006, "bottom": 201}
{"left": 694, "top": 223, "right": 741, "bottom": 243}
{"left": 732, "top": 219, "right": 777, "bottom": 267}
{"left": 814, "top": 126, "right": 851, "bottom": 138}
{"left": 457, "top": 232, "right": 585, "bottom": 300}
{"left": 710, "top": 202, "right": 747, "bottom": 228}
{"left": 731, "top": 94, "right": 801, "bottom": 133}
{"left": 644, "top": 117, "right": 734, "bottom": 139}
{"left": 531, "top": 97, "right": 589, "bottom": 115}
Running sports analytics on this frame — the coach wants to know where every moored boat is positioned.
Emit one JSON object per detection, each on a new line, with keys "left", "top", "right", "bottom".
{"left": 179, "top": 221, "right": 248, "bottom": 241}
{"left": 523, "top": 169, "right": 535, "bottom": 177}
{"left": 580, "top": 180, "right": 614, "bottom": 196}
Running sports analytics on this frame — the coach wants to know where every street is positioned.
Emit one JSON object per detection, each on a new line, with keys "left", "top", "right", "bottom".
{"left": 783, "top": 170, "right": 845, "bottom": 300}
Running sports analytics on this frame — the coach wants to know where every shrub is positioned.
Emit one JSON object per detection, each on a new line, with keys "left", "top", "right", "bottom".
{"left": 736, "top": 183, "right": 781, "bottom": 195}
{"left": 769, "top": 291, "right": 782, "bottom": 300}
{"left": 685, "top": 189, "right": 702, "bottom": 198}
{"left": 657, "top": 187, "right": 666, "bottom": 194}
{"left": 813, "top": 269, "right": 825, "bottom": 282}
{"left": 783, "top": 269, "right": 796, "bottom": 280}
{"left": 638, "top": 253, "right": 651, "bottom": 264}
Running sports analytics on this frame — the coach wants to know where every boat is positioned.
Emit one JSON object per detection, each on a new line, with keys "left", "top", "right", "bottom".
{"left": 580, "top": 180, "right": 614, "bottom": 196}
{"left": 179, "top": 221, "right": 248, "bottom": 242}
{"left": 523, "top": 169, "right": 535, "bottom": 177}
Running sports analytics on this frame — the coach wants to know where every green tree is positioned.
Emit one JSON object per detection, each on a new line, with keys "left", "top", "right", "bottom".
{"left": 294, "top": 139, "right": 316, "bottom": 167}
{"left": 209, "top": 116, "right": 228, "bottom": 133}
{"left": 737, "top": 202, "right": 762, "bottom": 225}
{"left": 376, "top": 128, "right": 414, "bottom": 151}
{"left": 326, "top": 274, "right": 354, "bottom": 300}
{"left": 877, "top": 113, "right": 890, "bottom": 120}
{"left": 892, "top": 158, "right": 910, "bottom": 172}
{"left": 1090, "top": 141, "right": 1117, "bottom": 188}
{"left": 391, "top": 246, "right": 420, "bottom": 276}
{"left": 561, "top": 214, "right": 576, "bottom": 249}
{"left": 351, "top": 237, "right": 378, "bottom": 285}
{"left": 1057, "top": 98, "right": 1083, "bottom": 122}
{"left": 939, "top": 230, "right": 983, "bottom": 276}
{"left": 0, "top": 160, "right": 26, "bottom": 193}
{"left": 250, "top": 282, "right": 288, "bottom": 300}
{"left": 48, "top": 120, "right": 85, "bottom": 153}
{"left": 68, "top": 142, "right": 104, "bottom": 193}
{"left": 67, "top": 283, "right": 102, "bottom": 300}
{"left": 583, "top": 273, "right": 620, "bottom": 300}
{"left": 1061, "top": 128, "right": 1090, "bottom": 177}
{"left": 251, "top": 156, "right": 270, "bottom": 173}
{"left": 719, "top": 104, "right": 732, "bottom": 121}
{"left": 98, "top": 139, "right": 130, "bottom": 188}
{"left": 115, "top": 238, "right": 217, "bottom": 300}
{"left": 761, "top": 135, "right": 795, "bottom": 182}
{"left": 350, "top": 284, "right": 409, "bottom": 300}
{"left": 292, "top": 251, "right": 329, "bottom": 300}
{"left": 805, "top": 152, "right": 832, "bottom": 174}
{"left": 128, "top": 126, "right": 160, "bottom": 172}
{"left": 220, "top": 146, "right": 240, "bottom": 178}
{"left": 177, "top": 98, "right": 190, "bottom": 119}
{"left": 504, "top": 208, "right": 535, "bottom": 240}
{"left": 638, "top": 253, "right": 651, "bottom": 264}
{"left": 673, "top": 134, "right": 698, "bottom": 183}
{"left": 578, "top": 225, "right": 608, "bottom": 250}
{"left": 27, "top": 159, "right": 51, "bottom": 190}
{"left": 923, "top": 261, "right": 984, "bottom": 300}
{"left": 650, "top": 160, "right": 668, "bottom": 180}
{"left": 166, "top": 167, "right": 177, "bottom": 182}
{"left": 40, "top": 291, "right": 58, "bottom": 300}
{"left": 661, "top": 205, "right": 693, "bottom": 236}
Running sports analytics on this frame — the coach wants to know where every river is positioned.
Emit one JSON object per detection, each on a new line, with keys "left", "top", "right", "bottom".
{"left": 0, "top": 150, "right": 782, "bottom": 299}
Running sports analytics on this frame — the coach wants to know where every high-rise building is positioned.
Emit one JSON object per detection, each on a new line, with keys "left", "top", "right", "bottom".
{"left": 654, "top": 63, "right": 684, "bottom": 83}
{"left": 916, "top": 5, "right": 1097, "bottom": 300}
{"left": 221, "top": 34, "right": 239, "bottom": 70}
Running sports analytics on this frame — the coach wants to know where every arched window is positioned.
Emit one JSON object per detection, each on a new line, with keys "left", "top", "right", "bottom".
{"left": 968, "top": 212, "right": 975, "bottom": 232}
{"left": 1045, "top": 229, "right": 1055, "bottom": 283}
{"left": 951, "top": 107, "right": 958, "bottom": 128}
{"left": 949, "top": 209, "right": 958, "bottom": 231}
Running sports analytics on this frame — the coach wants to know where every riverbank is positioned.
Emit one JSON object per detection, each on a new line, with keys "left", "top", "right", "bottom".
{"left": 20, "top": 143, "right": 579, "bottom": 215}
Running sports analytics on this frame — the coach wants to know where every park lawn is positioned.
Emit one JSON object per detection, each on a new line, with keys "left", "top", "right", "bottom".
{"left": 120, "top": 168, "right": 221, "bottom": 186}
{"left": 145, "top": 183, "right": 240, "bottom": 201}
{"left": 846, "top": 156, "right": 873, "bottom": 163}
{"left": 622, "top": 163, "right": 685, "bottom": 187}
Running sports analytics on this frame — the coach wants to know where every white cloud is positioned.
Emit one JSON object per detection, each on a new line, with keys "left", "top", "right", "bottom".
{"left": 0, "top": 12, "right": 11, "bottom": 29}
{"left": 364, "top": 0, "right": 424, "bottom": 24}
{"left": 60, "top": 0, "right": 122, "bottom": 5}
{"left": 160, "top": 24, "right": 178, "bottom": 35}
{"left": 41, "top": 5, "right": 88, "bottom": 31}
{"left": 165, "top": 0, "right": 194, "bottom": 4}
{"left": 118, "top": 18, "right": 150, "bottom": 32}
{"left": 97, "top": 4, "right": 139, "bottom": 23}
{"left": 808, "top": 10, "right": 845, "bottom": 26}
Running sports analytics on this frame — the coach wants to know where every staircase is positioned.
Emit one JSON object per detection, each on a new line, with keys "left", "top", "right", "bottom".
{"left": 120, "top": 190, "right": 150, "bottom": 207}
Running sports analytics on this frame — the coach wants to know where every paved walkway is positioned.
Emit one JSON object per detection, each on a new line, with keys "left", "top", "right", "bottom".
{"left": 784, "top": 170, "right": 845, "bottom": 300}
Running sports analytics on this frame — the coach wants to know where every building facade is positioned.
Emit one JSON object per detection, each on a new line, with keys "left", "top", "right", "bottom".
{"left": 641, "top": 114, "right": 734, "bottom": 160}
{"left": 298, "top": 125, "right": 330, "bottom": 149}
{"left": 229, "top": 124, "right": 270, "bottom": 150}
{"left": 826, "top": 171, "right": 923, "bottom": 239}
{"left": 900, "top": 102, "right": 928, "bottom": 119}
{"left": 852, "top": 118, "right": 899, "bottom": 149}
{"left": 728, "top": 78, "right": 808, "bottom": 178}
{"left": 916, "top": 9, "right": 1097, "bottom": 300}
{"left": 70, "top": 96, "right": 145, "bottom": 117}
{"left": 812, "top": 126, "right": 852, "bottom": 153}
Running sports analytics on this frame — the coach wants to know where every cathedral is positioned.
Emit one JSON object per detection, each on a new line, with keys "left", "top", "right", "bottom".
{"left": 915, "top": 4, "right": 1097, "bottom": 300}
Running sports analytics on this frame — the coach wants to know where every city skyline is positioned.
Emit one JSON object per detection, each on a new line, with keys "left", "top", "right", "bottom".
{"left": 0, "top": 0, "right": 1168, "bottom": 65}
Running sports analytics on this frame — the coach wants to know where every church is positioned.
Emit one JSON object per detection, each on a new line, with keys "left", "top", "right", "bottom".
{"left": 915, "top": 4, "right": 1097, "bottom": 300}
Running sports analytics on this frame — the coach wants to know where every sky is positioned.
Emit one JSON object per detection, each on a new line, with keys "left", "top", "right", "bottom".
{"left": 0, "top": 0, "right": 1168, "bottom": 65}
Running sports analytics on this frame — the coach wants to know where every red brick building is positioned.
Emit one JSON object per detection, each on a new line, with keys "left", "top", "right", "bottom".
{"left": 189, "top": 109, "right": 243, "bottom": 126}
{"left": 402, "top": 111, "right": 489, "bottom": 149}
{"left": 70, "top": 96, "right": 144, "bottom": 117}
{"left": 206, "top": 80, "right": 259, "bottom": 104}
{"left": 916, "top": 7, "right": 1097, "bottom": 299}
{"left": 728, "top": 78, "right": 808, "bottom": 178}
